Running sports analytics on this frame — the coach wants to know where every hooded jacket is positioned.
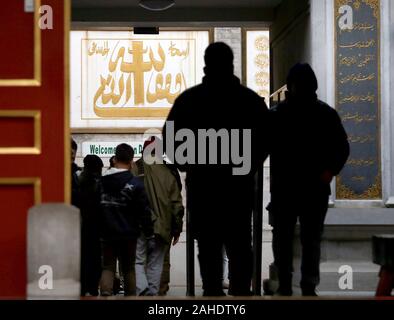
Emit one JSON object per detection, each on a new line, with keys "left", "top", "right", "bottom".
{"left": 100, "top": 168, "right": 154, "bottom": 241}
{"left": 269, "top": 95, "right": 349, "bottom": 199}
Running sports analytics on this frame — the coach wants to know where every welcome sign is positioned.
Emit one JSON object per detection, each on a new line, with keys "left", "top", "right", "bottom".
{"left": 70, "top": 30, "right": 210, "bottom": 130}
{"left": 81, "top": 141, "right": 144, "bottom": 158}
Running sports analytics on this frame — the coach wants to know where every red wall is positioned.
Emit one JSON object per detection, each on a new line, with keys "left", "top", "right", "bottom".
{"left": 0, "top": 0, "right": 68, "bottom": 298}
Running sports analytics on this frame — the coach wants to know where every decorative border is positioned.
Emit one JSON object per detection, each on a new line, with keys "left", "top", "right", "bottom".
{"left": 0, "top": 0, "right": 41, "bottom": 87}
{"left": 0, "top": 177, "right": 41, "bottom": 204}
{"left": 0, "top": 110, "right": 41, "bottom": 155}
{"left": 337, "top": 174, "right": 382, "bottom": 199}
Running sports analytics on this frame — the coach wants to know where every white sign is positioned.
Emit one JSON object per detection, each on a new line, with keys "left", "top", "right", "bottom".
{"left": 71, "top": 31, "right": 210, "bottom": 130}
{"left": 81, "top": 142, "right": 144, "bottom": 158}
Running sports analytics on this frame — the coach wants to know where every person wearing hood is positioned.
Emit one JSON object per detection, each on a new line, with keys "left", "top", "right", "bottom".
{"left": 163, "top": 42, "right": 269, "bottom": 296}
{"left": 269, "top": 63, "right": 349, "bottom": 296}
{"left": 71, "top": 138, "right": 82, "bottom": 208}
{"left": 99, "top": 143, "right": 154, "bottom": 296}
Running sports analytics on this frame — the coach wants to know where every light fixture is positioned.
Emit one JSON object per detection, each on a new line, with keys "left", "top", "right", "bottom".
{"left": 139, "top": 0, "right": 175, "bottom": 11}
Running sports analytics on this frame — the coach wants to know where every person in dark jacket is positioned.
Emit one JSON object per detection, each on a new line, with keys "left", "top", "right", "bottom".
{"left": 99, "top": 143, "right": 154, "bottom": 296}
{"left": 79, "top": 154, "right": 103, "bottom": 296}
{"left": 163, "top": 42, "right": 269, "bottom": 296}
{"left": 269, "top": 63, "right": 350, "bottom": 296}
{"left": 71, "top": 138, "right": 82, "bottom": 208}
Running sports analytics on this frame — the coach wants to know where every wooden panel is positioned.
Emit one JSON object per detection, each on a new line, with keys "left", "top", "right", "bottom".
{"left": 0, "top": 0, "right": 41, "bottom": 86}
{"left": 0, "top": 118, "right": 34, "bottom": 147}
{"left": 0, "top": 110, "right": 41, "bottom": 154}
{"left": 0, "top": 0, "right": 69, "bottom": 298}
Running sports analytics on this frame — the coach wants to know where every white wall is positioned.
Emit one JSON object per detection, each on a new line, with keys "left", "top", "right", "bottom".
{"left": 381, "top": 0, "right": 394, "bottom": 206}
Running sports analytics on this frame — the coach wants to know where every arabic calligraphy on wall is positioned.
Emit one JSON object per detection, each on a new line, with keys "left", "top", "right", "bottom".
{"left": 90, "top": 39, "right": 190, "bottom": 115}
{"left": 335, "top": 0, "right": 381, "bottom": 199}
{"left": 70, "top": 31, "right": 210, "bottom": 130}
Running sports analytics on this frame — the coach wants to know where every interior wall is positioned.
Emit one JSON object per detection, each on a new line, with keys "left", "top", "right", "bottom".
{"left": 381, "top": 0, "right": 394, "bottom": 205}
{"left": 390, "top": 0, "right": 394, "bottom": 204}
{"left": 270, "top": 0, "right": 311, "bottom": 93}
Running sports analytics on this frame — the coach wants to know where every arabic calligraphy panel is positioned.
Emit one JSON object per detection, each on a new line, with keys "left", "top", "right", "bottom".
{"left": 71, "top": 30, "right": 210, "bottom": 130}
{"left": 335, "top": 0, "right": 381, "bottom": 199}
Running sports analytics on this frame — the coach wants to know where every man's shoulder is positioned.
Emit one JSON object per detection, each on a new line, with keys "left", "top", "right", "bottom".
{"left": 128, "top": 175, "right": 143, "bottom": 189}
{"left": 316, "top": 100, "right": 340, "bottom": 118}
{"left": 176, "top": 84, "right": 205, "bottom": 101}
{"left": 239, "top": 84, "right": 266, "bottom": 102}
{"left": 317, "top": 99, "right": 332, "bottom": 110}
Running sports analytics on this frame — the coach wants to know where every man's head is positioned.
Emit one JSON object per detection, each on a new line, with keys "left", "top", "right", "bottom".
{"left": 109, "top": 156, "right": 116, "bottom": 168}
{"left": 83, "top": 155, "right": 104, "bottom": 175}
{"left": 115, "top": 143, "right": 135, "bottom": 169}
{"left": 71, "top": 138, "right": 78, "bottom": 163}
{"left": 204, "top": 42, "right": 234, "bottom": 77}
{"left": 286, "top": 63, "right": 318, "bottom": 98}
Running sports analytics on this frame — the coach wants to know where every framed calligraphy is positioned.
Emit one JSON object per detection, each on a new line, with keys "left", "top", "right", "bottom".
{"left": 335, "top": 0, "right": 382, "bottom": 200}
{"left": 70, "top": 30, "right": 211, "bottom": 131}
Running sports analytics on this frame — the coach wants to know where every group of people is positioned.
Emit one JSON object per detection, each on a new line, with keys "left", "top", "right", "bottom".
{"left": 72, "top": 139, "right": 184, "bottom": 297}
{"left": 72, "top": 41, "right": 350, "bottom": 297}
{"left": 163, "top": 42, "right": 349, "bottom": 297}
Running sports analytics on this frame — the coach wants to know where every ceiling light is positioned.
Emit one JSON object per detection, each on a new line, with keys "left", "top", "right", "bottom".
{"left": 139, "top": 0, "right": 175, "bottom": 11}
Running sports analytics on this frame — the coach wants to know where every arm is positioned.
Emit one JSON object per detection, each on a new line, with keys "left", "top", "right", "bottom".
{"left": 329, "top": 110, "right": 350, "bottom": 176}
{"left": 321, "top": 110, "right": 350, "bottom": 183}
{"left": 169, "top": 177, "right": 184, "bottom": 246}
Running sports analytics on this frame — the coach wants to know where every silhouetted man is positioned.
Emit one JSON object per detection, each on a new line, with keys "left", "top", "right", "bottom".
{"left": 269, "top": 63, "right": 349, "bottom": 296}
{"left": 79, "top": 155, "right": 104, "bottom": 296}
{"left": 163, "top": 42, "right": 269, "bottom": 296}
{"left": 71, "top": 138, "right": 81, "bottom": 208}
